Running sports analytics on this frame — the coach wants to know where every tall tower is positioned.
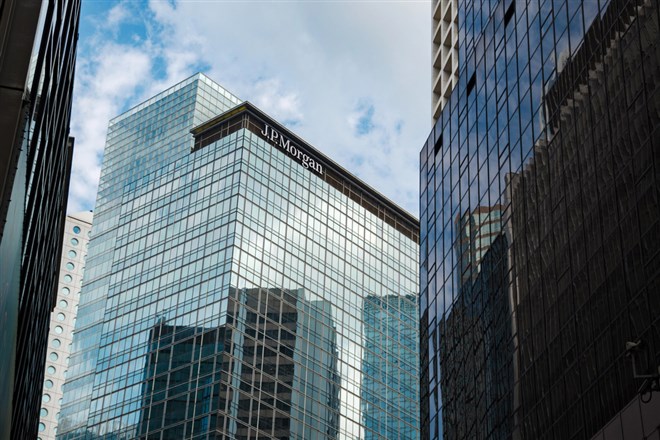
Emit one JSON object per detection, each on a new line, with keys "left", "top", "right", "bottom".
{"left": 59, "top": 75, "right": 421, "bottom": 439}
{"left": 39, "top": 212, "right": 93, "bottom": 439}
{"left": 0, "top": 1, "right": 80, "bottom": 438}
{"left": 420, "top": 0, "right": 660, "bottom": 438}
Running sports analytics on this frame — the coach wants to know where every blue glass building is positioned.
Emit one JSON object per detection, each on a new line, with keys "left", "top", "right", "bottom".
{"left": 420, "top": 0, "right": 660, "bottom": 438}
{"left": 58, "top": 75, "right": 420, "bottom": 439}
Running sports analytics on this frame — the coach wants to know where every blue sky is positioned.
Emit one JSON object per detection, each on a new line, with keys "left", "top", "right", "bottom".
{"left": 68, "top": 0, "right": 431, "bottom": 215}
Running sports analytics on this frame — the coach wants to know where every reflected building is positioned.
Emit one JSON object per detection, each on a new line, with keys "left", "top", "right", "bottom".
{"left": 58, "top": 75, "right": 420, "bottom": 439}
{"left": 361, "top": 294, "right": 420, "bottom": 439}
{"left": 420, "top": 0, "right": 660, "bottom": 439}
{"left": 137, "top": 287, "right": 338, "bottom": 440}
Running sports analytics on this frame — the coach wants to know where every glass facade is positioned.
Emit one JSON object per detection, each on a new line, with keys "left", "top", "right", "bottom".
{"left": 0, "top": 1, "right": 81, "bottom": 438}
{"left": 420, "top": 0, "right": 660, "bottom": 439}
{"left": 59, "top": 77, "right": 420, "bottom": 439}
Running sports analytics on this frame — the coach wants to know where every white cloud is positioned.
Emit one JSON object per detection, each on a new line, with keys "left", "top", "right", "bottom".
{"left": 68, "top": 0, "right": 431, "bottom": 215}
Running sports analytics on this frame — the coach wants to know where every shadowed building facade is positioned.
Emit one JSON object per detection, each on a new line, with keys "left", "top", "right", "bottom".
{"left": 58, "top": 75, "right": 420, "bottom": 439}
{"left": 0, "top": 1, "right": 80, "bottom": 438}
{"left": 420, "top": 0, "right": 660, "bottom": 438}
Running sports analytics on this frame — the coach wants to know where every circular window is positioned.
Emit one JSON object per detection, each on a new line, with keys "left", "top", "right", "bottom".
{"left": 47, "top": 366, "right": 56, "bottom": 374}
{"left": 51, "top": 339, "right": 61, "bottom": 348}
{"left": 63, "top": 275, "right": 72, "bottom": 283}
{"left": 40, "top": 408, "right": 48, "bottom": 417}
{"left": 66, "top": 262, "right": 74, "bottom": 270}
{"left": 71, "top": 237, "right": 79, "bottom": 246}
{"left": 54, "top": 326, "right": 63, "bottom": 334}
{"left": 68, "top": 250, "right": 77, "bottom": 258}
{"left": 87, "top": 231, "right": 91, "bottom": 237}
{"left": 59, "top": 300, "right": 68, "bottom": 309}
{"left": 42, "top": 394, "right": 50, "bottom": 403}
{"left": 57, "top": 313, "right": 65, "bottom": 321}
{"left": 44, "top": 380, "right": 53, "bottom": 389}
{"left": 61, "top": 287, "right": 70, "bottom": 295}
{"left": 38, "top": 423, "right": 46, "bottom": 432}
{"left": 73, "top": 226, "right": 80, "bottom": 234}
{"left": 49, "top": 352, "right": 58, "bottom": 361}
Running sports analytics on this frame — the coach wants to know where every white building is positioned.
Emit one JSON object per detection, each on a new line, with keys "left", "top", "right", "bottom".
{"left": 432, "top": 0, "right": 458, "bottom": 122}
{"left": 38, "top": 211, "right": 93, "bottom": 440}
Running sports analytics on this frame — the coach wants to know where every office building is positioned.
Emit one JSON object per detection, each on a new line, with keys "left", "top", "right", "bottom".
{"left": 0, "top": 1, "right": 80, "bottom": 438}
{"left": 58, "top": 74, "right": 420, "bottom": 439}
{"left": 420, "top": 0, "right": 660, "bottom": 438}
{"left": 432, "top": 0, "right": 459, "bottom": 122}
{"left": 39, "top": 212, "right": 93, "bottom": 440}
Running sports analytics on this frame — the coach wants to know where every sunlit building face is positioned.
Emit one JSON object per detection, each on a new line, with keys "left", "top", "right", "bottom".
{"left": 58, "top": 74, "right": 420, "bottom": 440}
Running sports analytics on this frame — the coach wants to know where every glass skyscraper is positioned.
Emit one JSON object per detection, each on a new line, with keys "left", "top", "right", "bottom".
{"left": 0, "top": 1, "right": 81, "bottom": 438}
{"left": 58, "top": 74, "right": 420, "bottom": 439}
{"left": 420, "top": 0, "right": 660, "bottom": 438}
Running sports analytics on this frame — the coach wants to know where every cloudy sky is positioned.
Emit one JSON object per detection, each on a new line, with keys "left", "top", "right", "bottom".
{"left": 68, "top": 0, "right": 431, "bottom": 216}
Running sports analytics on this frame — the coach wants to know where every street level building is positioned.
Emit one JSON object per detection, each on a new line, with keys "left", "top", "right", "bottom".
{"left": 58, "top": 74, "right": 420, "bottom": 439}
{"left": 420, "top": 0, "right": 660, "bottom": 438}
{"left": 0, "top": 1, "right": 81, "bottom": 438}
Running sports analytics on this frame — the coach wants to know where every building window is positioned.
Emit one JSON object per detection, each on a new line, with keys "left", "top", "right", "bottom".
{"left": 66, "top": 262, "right": 75, "bottom": 270}
{"left": 68, "top": 250, "right": 77, "bottom": 258}
{"left": 71, "top": 238, "right": 79, "bottom": 246}
{"left": 73, "top": 226, "right": 81, "bottom": 234}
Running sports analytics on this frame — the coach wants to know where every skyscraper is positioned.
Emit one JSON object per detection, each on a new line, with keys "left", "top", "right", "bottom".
{"left": 0, "top": 1, "right": 80, "bottom": 438}
{"left": 39, "top": 212, "right": 93, "bottom": 440}
{"left": 58, "top": 75, "right": 420, "bottom": 439}
{"left": 420, "top": 0, "right": 660, "bottom": 438}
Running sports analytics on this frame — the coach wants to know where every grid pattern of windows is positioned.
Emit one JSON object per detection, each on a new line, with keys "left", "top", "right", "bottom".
{"left": 58, "top": 74, "right": 242, "bottom": 439}
{"left": 59, "top": 75, "right": 420, "bottom": 439}
{"left": 420, "top": 0, "right": 660, "bottom": 439}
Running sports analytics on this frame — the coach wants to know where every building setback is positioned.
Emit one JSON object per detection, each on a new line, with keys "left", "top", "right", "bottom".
{"left": 420, "top": 0, "right": 660, "bottom": 439}
{"left": 58, "top": 74, "right": 420, "bottom": 439}
{"left": 0, "top": 1, "right": 80, "bottom": 438}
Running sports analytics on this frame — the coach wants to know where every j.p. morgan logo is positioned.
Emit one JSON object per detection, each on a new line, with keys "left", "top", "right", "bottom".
{"left": 260, "top": 124, "right": 323, "bottom": 175}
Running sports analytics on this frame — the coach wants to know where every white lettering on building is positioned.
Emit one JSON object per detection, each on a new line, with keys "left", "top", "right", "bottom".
{"left": 260, "top": 124, "right": 323, "bottom": 175}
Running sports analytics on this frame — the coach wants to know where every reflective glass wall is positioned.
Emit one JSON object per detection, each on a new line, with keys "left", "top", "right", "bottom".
{"left": 59, "top": 80, "right": 420, "bottom": 439}
{"left": 420, "top": 0, "right": 660, "bottom": 438}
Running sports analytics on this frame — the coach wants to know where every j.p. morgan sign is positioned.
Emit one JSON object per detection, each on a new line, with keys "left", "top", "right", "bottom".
{"left": 260, "top": 124, "right": 323, "bottom": 175}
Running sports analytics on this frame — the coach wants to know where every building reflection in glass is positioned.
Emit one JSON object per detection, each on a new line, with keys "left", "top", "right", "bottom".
{"left": 361, "top": 294, "right": 420, "bottom": 439}
{"left": 137, "top": 288, "right": 339, "bottom": 439}
{"left": 420, "top": 0, "right": 660, "bottom": 438}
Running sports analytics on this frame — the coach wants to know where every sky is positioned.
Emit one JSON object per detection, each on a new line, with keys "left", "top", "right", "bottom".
{"left": 68, "top": 0, "right": 431, "bottom": 216}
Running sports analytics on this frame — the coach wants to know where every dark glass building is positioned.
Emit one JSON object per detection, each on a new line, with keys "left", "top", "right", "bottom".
{"left": 0, "top": 1, "right": 80, "bottom": 438}
{"left": 58, "top": 75, "right": 421, "bottom": 439}
{"left": 420, "top": 0, "right": 660, "bottom": 438}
